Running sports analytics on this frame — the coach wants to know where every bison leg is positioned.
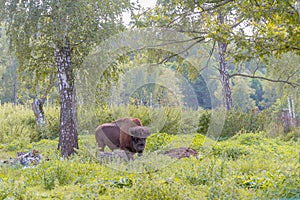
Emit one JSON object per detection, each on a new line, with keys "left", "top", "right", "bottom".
{"left": 95, "top": 135, "right": 106, "bottom": 152}
{"left": 98, "top": 141, "right": 106, "bottom": 152}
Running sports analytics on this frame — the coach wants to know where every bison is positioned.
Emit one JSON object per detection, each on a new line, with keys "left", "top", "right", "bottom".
{"left": 95, "top": 118, "right": 150, "bottom": 157}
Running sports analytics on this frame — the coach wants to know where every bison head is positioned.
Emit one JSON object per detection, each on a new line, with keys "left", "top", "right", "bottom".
{"left": 129, "top": 126, "right": 151, "bottom": 156}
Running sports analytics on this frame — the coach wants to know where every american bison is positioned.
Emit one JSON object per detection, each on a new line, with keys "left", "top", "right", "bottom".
{"left": 95, "top": 118, "right": 150, "bottom": 157}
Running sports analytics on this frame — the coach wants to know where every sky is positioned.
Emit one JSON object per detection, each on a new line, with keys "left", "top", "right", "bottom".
{"left": 123, "top": 0, "right": 157, "bottom": 25}
{"left": 138, "top": 0, "right": 157, "bottom": 8}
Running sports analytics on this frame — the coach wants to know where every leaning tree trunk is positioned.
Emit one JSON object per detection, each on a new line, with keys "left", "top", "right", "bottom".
{"left": 32, "top": 73, "right": 55, "bottom": 130}
{"left": 32, "top": 98, "right": 46, "bottom": 129}
{"left": 55, "top": 41, "right": 79, "bottom": 158}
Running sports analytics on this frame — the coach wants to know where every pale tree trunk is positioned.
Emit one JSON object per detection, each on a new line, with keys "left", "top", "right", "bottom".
{"left": 31, "top": 73, "right": 55, "bottom": 130}
{"left": 13, "top": 75, "right": 17, "bottom": 106}
{"left": 149, "top": 92, "right": 153, "bottom": 108}
{"left": 217, "top": 13, "right": 233, "bottom": 110}
{"left": 55, "top": 41, "right": 79, "bottom": 158}
{"left": 11, "top": 58, "right": 18, "bottom": 106}
{"left": 32, "top": 98, "right": 45, "bottom": 128}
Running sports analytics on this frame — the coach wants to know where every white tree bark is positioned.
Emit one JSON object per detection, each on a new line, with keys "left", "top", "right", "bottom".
{"left": 55, "top": 41, "right": 79, "bottom": 158}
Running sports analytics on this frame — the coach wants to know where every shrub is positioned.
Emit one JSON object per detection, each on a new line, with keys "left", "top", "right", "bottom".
{"left": 220, "top": 109, "right": 266, "bottom": 139}
{"left": 24, "top": 160, "right": 75, "bottom": 190}
{"left": 212, "top": 145, "right": 250, "bottom": 160}
{"left": 198, "top": 108, "right": 272, "bottom": 139}
{"left": 190, "top": 134, "right": 207, "bottom": 150}
{"left": 145, "top": 132, "right": 173, "bottom": 152}
{"left": 282, "top": 127, "right": 300, "bottom": 141}
{"left": 0, "top": 104, "right": 61, "bottom": 144}
{"left": 197, "top": 110, "right": 211, "bottom": 135}
{"left": 94, "top": 105, "right": 199, "bottom": 135}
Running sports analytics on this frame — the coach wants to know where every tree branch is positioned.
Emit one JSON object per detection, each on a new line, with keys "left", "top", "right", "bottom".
{"left": 136, "top": 36, "right": 205, "bottom": 51}
{"left": 230, "top": 73, "right": 300, "bottom": 87}
{"left": 205, "top": 40, "right": 216, "bottom": 69}
{"left": 160, "top": 0, "right": 234, "bottom": 28}
{"left": 199, "top": 0, "right": 234, "bottom": 12}
{"left": 155, "top": 37, "right": 205, "bottom": 64}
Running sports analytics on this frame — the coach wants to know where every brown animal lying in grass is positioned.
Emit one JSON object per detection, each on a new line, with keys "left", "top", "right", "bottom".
{"left": 95, "top": 118, "right": 151, "bottom": 157}
{"left": 164, "top": 147, "right": 199, "bottom": 159}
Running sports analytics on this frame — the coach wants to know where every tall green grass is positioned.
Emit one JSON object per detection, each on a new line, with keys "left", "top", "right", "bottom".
{"left": 0, "top": 133, "right": 299, "bottom": 199}
{"left": 0, "top": 103, "right": 299, "bottom": 199}
{"left": 0, "top": 103, "right": 298, "bottom": 149}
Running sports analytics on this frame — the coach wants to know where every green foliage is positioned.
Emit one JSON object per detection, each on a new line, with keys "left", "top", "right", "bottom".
{"left": 26, "top": 161, "right": 76, "bottom": 190}
{"left": 94, "top": 105, "right": 199, "bottom": 135}
{"left": 250, "top": 79, "right": 264, "bottom": 110}
{"left": 0, "top": 104, "right": 60, "bottom": 148}
{"left": 158, "top": 107, "right": 181, "bottom": 134}
{"left": 232, "top": 78, "right": 256, "bottom": 111}
{"left": 0, "top": 178, "right": 34, "bottom": 199}
{"left": 0, "top": 104, "right": 36, "bottom": 148}
{"left": 190, "top": 134, "right": 207, "bottom": 150}
{"left": 212, "top": 143, "right": 250, "bottom": 160}
{"left": 131, "top": 175, "right": 184, "bottom": 200}
{"left": 220, "top": 109, "right": 265, "bottom": 139}
{"left": 145, "top": 132, "right": 173, "bottom": 152}
{"left": 0, "top": 104, "right": 59, "bottom": 145}
{"left": 0, "top": 133, "right": 300, "bottom": 199}
{"left": 282, "top": 127, "right": 300, "bottom": 142}
{"left": 143, "top": 0, "right": 300, "bottom": 59}
{"left": 0, "top": 103, "right": 293, "bottom": 150}
{"left": 198, "top": 108, "right": 272, "bottom": 139}
{"left": 197, "top": 110, "right": 211, "bottom": 134}
{"left": 94, "top": 105, "right": 150, "bottom": 127}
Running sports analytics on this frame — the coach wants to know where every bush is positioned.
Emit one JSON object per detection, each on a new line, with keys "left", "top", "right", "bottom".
{"left": 212, "top": 145, "right": 250, "bottom": 160}
{"left": 282, "top": 127, "right": 300, "bottom": 141}
{"left": 145, "top": 132, "right": 173, "bottom": 152}
{"left": 0, "top": 103, "right": 292, "bottom": 149}
{"left": 197, "top": 110, "right": 211, "bottom": 134}
{"left": 94, "top": 105, "right": 199, "bottom": 135}
{"left": 198, "top": 108, "right": 272, "bottom": 139}
{"left": 0, "top": 104, "right": 61, "bottom": 145}
{"left": 190, "top": 134, "right": 207, "bottom": 150}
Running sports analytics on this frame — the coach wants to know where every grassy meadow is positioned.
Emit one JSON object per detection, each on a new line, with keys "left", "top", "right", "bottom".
{"left": 0, "top": 104, "right": 299, "bottom": 199}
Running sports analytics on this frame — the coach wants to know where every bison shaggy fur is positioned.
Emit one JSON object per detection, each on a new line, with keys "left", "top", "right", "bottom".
{"left": 95, "top": 118, "right": 150, "bottom": 156}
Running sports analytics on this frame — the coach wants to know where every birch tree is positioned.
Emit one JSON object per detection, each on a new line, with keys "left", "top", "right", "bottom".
{"left": 1, "top": 0, "right": 130, "bottom": 157}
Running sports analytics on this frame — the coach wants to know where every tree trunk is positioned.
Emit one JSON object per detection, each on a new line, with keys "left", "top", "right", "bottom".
{"left": 32, "top": 98, "right": 45, "bottom": 128}
{"left": 149, "top": 92, "right": 153, "bottom": 108}
{"left": 55, "top": 41, "right": 79, "bottom": 158}
{"left": 11, "top": 58, "right": 18, "bottom": 106}
{"left": 297, "top": 0, "right": 300, "bottom": 21}
{"left": 282, "top": 109, "right": 292, "bottom": 133}
{"left": 217, "top": 13, "right": 233, "bottom": 110}
{"left": 218, "top": 41, "right": 233, "bottom": 110}
{"left": 13, "top": 76, "right": 17, "bottom": 105}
